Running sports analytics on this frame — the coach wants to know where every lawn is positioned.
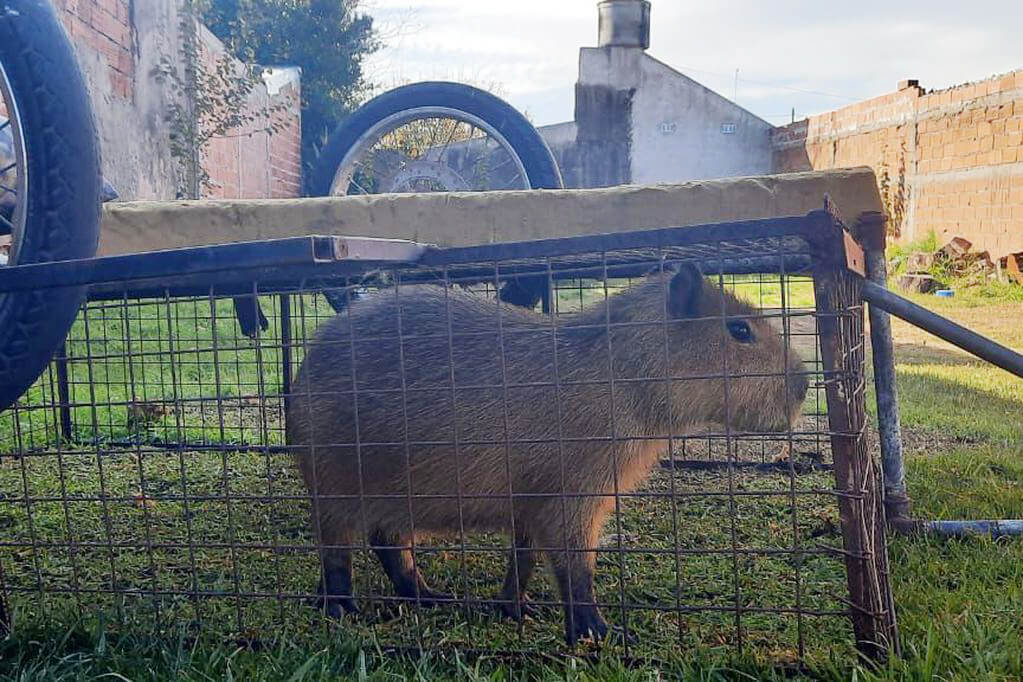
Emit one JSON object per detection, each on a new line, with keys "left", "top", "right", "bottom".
{"left": 0, "top": 276, "right": 1020, "bottom": 680}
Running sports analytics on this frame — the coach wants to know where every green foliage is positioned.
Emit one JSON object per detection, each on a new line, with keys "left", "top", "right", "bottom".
{"left": 887, "top": 230, "right": 1023, "bottom": 301}
{"left": 162, "top": 1, "right": 295, "bottom": 198}
{"left": 887, "top": 231, "right": 939, "bottom": 267}
{"left": 202, "top": 0, "right": 380, "bottom": 187}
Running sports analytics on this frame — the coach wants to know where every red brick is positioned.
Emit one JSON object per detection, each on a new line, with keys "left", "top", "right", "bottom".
{"left": 115, "top": 49, "right": 134, "bottom": 75}
{"left": 109, "top": 71, "right": 132, "bottom": 100}
{"left": 76, "top": 2, "right": 93, "bottom": 24}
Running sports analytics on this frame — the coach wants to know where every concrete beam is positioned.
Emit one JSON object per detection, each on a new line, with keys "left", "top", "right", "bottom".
{"left": 98, "top": 167, "right": 883, "bottom": 256}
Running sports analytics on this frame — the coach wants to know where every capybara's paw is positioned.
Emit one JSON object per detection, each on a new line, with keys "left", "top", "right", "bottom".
{"left": 317, "top": 597, "right": 362, "bottom": 617}
{"left": 564, "top": 605, "right": 609, "bottom": 645}
{"left": 497, "top": 592, "right": 540, "bottom": 621}
{"left": 415, "top": 588, "right": 455, "bottom": 608}
{"left": 312, "top": 594, "right": 359, "bottom": 619}
{"left": 607, "top": 624, "right": 638, "bottom": 645}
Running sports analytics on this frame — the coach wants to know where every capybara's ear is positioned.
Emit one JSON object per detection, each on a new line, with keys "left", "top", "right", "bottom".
{"left": 667, "top": 264, "right": 705, "bottom": 318}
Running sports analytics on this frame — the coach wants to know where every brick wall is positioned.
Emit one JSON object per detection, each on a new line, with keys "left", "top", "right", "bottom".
{"left": 772, "top": 71, "right": 1023, "bottom": 258}
{"left": 269, "top": 94, "right": 302, "bottom": 198}
{"left": 35, "top": 2, "right": 302, "bottom": 201}
{"left": 197, "top": 25, "right": 302, "bottom": 200}
{"left": 54, "top": 0, "right": 135, "bottom": 101}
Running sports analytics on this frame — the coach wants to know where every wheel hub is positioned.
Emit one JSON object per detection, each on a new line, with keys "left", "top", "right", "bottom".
{"left": 383, "top": 158, "right": 471, "bottom": 193}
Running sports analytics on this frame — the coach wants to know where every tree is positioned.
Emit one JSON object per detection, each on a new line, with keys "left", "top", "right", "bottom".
{"left": 202, "top": 0, "right": 379, "bottom": 190}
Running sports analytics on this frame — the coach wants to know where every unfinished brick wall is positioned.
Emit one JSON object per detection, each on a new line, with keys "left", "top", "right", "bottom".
{"left": 38, "top": 4, "right": 302, "bottom": 201}
{"left": 54, "top": 0, "right": 135, "bottom": 101}
{"left": 269, "top": 89, "right": 303, "bottom": 198}
{"left": 772, "top": 71, "right": 1023, "bottom": 258}
{"left": 198, "top": 25, "right": 302, "bottom": 199}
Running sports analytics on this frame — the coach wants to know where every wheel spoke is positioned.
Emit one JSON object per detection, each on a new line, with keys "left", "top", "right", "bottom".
{"left": 436, "top": 119, "right": 463, "bottom": 161}
{"left": 0, "top": 119, "right": 10, "bottom": 132}
{"left": 466, "top": 128, "right": 497, "bottom": 189}
{"left": 423, "top": 117, "right": 443, "bottom": 154}
{"left": 334, "top": 103, "right": 537, "bottom": 196}
{"left": 0, "top": 183, "right": 17, "bottom": 195}
{"left": 0, "top": 211, "right": 14, "bottom": 233}
{"left": 0, "top": 162, "right": 16, "bottom": 175}
{"left": 349, "top": 175, "right": 372, "bottom": 195}
{"left": 488, "top": 155, "right": 514, "bottom": 174}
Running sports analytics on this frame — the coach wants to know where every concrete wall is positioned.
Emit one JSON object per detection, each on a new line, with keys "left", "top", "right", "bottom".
{"left": 99, "top": 168, "right": 883, "bottom": 255}
{"left": 51, "top": 0, "right": 302, "bottom": 203}
{"left": 55, "top": 0, "right": 181, "bottom": 200}
{"left": 772, "top": 70, "right": 1023, "bottom": 258}
{"left": 539, "top": 46, "right": 774, "bottom": 189}
{"left": 603, "top": 49, "right": 773, "bottom": 184}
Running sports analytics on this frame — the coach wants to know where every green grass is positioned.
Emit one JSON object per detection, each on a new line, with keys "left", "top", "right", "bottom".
{"left": 888, "top": 228, "right": 1023, "bottom": 304}
{"left": 859, "top": 283, "right": 1023, "bottom": 681}
{"left": 1, "top": 277, "right": 1022, "bottom": 680}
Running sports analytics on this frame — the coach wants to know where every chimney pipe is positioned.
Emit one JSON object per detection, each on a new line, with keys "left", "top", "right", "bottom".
{"left": 597, "top": 0, "right": 651, "bottom": 50}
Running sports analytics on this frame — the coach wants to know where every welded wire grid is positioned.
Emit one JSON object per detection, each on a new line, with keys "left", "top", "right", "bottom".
{"left": 0, "top": 232, "right": 891, "bottom": 666}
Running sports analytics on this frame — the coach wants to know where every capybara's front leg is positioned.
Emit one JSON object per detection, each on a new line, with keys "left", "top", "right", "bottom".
{"left": 370, "top": 530, "right": 453, "bottom": 607}
{"left": 314, "top": 526, "right": 359, "bottom": 618}
{"left": 497, "top": 529, "right": 539, "bottom": 621}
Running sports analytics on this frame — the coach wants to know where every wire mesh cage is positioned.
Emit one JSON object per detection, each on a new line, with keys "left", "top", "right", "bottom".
{"left": 0, "top": 211, "right": 895, "bottom": 666}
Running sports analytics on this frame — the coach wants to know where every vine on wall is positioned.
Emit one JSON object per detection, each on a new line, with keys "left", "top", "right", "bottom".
{"left": 164, "top": 0, "right": 292, "bottom": 198}
{"left": 878, "top": 138, "right": 908, "bottom": 239}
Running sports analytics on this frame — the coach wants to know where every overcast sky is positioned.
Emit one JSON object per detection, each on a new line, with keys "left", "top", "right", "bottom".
{"left": 363, "top": 0, "right": 1023, "bottom": 127}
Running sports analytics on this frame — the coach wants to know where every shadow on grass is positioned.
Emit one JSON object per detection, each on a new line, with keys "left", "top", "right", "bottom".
{"left": 891, "top": 342, "right": 981, "bottom": 367}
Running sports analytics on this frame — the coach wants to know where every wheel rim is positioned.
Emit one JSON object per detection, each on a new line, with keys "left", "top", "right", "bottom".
{"left": 0, "top": 57, "right": 27, "bottom": 268}
{"left": 329, "top": 106, "right": 532, "bottom": 195}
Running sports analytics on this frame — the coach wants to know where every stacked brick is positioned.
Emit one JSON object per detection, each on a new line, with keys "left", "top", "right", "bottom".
{"left": 54, "top": 0, "right": 135, "bottom": 100}
{"left": 46, "top": 2, "right": 303, "bottom": 201}
{"left": 772, "top": 71, "right": 1023, "bottom": 258}
{"left": 197, "top": 26, "right": 302, "bottom": 199}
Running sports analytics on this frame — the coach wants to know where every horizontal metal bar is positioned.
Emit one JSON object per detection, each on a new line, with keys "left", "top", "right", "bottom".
{"left": 896, "top": 519, "right": 1023, "bottom": 538}
{"left": 3, "top": 217, "right": 821, "bottom": 299}
{"left": 0, "top": 235, "right": 427, "bottom": 294}
{"left": 861, "top": 281, "right": 1023, "bottom": 378}
{"left": 81, "top": 254, "right": 815, "bottom": 302}
{"left": 419, "top": 213, "right": 820, "bottom": 266}
{"left": 399, "top": 254, "right": 814, "bottom": 285}
{"left": 659, "top": 458, "right": 832, "bottom": 474}
{"left": 0, "top": 583, "right": 850, "bottom": 618}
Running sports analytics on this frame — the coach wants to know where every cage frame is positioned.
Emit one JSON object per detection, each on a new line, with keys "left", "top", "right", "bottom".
{"left": 0, "top": 207, "right": 897, "bottom": 660}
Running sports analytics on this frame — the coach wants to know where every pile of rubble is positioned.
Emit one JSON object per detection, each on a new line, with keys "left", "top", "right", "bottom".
{"left": 895, "top": 236, "right": 1023, "bottom": 293}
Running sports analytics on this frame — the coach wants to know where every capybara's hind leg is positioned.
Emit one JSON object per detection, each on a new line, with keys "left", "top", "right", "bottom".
{"left": 314, "top": 527, "right": 359, "bottom": 618}
{"left": 541, "top": 523, "right": 609, "bottom": 645}
{"left": 370, "top": 530, "right": 453, "bottom": 607}
{"left": 498, "top": 529, "right": 539, "bottom": 621}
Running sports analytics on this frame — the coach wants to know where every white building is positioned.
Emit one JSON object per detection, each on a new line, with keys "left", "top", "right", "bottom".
{"left": 541, "top": 1, "right": 774, "bottom": 188}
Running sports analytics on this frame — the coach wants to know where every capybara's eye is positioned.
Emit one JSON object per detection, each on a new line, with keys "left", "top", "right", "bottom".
{"left": 726, "top": 320, "right": 754, "bottom": 343}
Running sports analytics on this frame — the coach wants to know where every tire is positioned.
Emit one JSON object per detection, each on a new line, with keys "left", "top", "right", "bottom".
{"left": 309, "top": 81, "right": 563, "bottom": 196}
{"left": 0, "top": 1, "right": 101, "bottom": 411}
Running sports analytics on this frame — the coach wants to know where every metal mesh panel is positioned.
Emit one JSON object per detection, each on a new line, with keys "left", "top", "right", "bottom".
{"left": 0, "top": 217, "right": 894, "bottom": 665}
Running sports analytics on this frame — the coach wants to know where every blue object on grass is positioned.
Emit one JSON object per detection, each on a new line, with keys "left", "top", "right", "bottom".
{"left": 935, "top": 289, "right": 954, "bottom": 297}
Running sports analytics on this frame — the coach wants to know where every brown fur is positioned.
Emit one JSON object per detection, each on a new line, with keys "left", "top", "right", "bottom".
{"left": 287, "top": 266, "right": 808, "bottom": 643}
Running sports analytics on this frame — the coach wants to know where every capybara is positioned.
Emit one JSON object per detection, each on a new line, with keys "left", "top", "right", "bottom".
{"left": 287, "top": 264, "right": 808, "bottom": 644}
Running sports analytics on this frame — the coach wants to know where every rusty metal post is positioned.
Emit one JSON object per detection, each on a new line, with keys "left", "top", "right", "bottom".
{"left": 279, "top": 294, "right": 292, "bottom": 414}
{"left": 812, "top": 212, "right": 899, "bottom": 660}
{"left": 853, "top": 213, "right": 910, "bottom": 522}
{"left": 55, "top": 343, "right": 74, "bottom": 442}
